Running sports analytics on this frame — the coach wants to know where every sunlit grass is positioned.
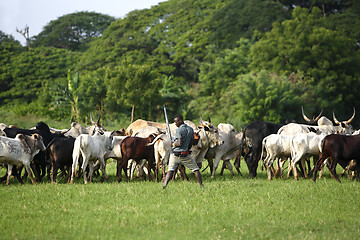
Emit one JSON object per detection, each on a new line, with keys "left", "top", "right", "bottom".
{"left": 1, "top": 161, "right": 360, "bottom": 240}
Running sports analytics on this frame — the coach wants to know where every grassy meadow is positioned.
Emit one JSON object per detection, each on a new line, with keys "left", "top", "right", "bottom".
{"left": 1, "top": 160, "right": 360, "bottom": 240}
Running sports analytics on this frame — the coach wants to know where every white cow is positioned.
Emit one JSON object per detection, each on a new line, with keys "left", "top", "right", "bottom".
{"left": 261, "top": 134, "right": 293, "bottom": 180}
{"left": 205, "top": 123, "right": 243, "bottom": 178}
{"left": 278, "top": 108, "right": 355, "bottom": 136}
{"left": 289, "top": 132, "right": 327, "bottom": 180}
{"left": 70, "top": 132, "right": 113, "bottom": 184}
{"left": 0, "top": 133, "right": 45, "bottom": 185}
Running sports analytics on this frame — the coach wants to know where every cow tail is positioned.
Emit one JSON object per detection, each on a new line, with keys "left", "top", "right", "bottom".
{"left": 146, "top": 134, "right": 164, "bottom": 146}
{"left": 45, "top": 138, "right": 56, "bottom": 165}
{"left": 72, "top": 137, "right": 81, "bottom": 177}
{"left": 46, "top": 138, "right": 56, "bottom": 150}
{"left": 260, "top": 138, "right": 266, "bottom": 168}
{"left": 235, "top": 127, "right": 247, "bottom": 168}
{"left": 290, "top": 136, "right": 296, "bottom": 162}
{"left": 318, "top": 136, "right": 326, "bottom": 153}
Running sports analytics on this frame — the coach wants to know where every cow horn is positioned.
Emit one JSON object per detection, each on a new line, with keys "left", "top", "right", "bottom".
{"left": 90, "top": 112, "right": 95, "bottom": 124}
{"left": 200, "top": 117, "right": 205, "bottom": 125}
{"left": 345, "top": 107, "right": 356, "bottom": 125}
{"left": 333, "top": 111, "right": 341, "bottom": 125}
{"left": 313, "top": 108, "right": 323, "bottom": 122}
{"left": 301, "top": 106, "right": 312, "bottom": 122}
{"left": 97, "top": 115, "right": 101, "bottom": 125}
{"left": 208, "top": 117, "right": 211, "bottom": 123}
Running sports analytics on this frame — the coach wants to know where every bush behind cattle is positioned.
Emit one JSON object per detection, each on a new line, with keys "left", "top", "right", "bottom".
{"left": 1, "top": 161, "right": 360, "bottom": 239}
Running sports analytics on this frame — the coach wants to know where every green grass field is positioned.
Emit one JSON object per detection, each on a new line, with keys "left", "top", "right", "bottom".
{"left": 1, "top": 161, "right": 360, "bottom": 240}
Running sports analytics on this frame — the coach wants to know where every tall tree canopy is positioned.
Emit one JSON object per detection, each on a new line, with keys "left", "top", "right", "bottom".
{"left": 32, "top": 11, "right": 115, "bottom": 51}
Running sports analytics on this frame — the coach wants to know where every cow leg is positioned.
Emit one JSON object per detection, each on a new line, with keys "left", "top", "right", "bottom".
{"left": 276, "top": 158, "right": 282, "bottom": 178}
{"left": 275, "top": 158, "right": 286, "bottom": 179}
{"left": 233, "top": 157, "right": 242, "bottom": 176}
{"left": 301, "top": 158, "right": 308, "bottom": 179}
{"left": 148, "top": 158, "right": 156, "bottom": 181}
{"left": 211, "top": 156, "right": 222, "bottom": 178}
{"left": 83, "top": 166, "right": 89, "bottom": 184}
{"left": 308, "top": 156, "right": 318, "bottom": 177}
{"left": 220, "top": 160, "right": 225, "bottom": 176}
{"left": 117, "top": 159, "right": 124, "bottom": 182}
{"left": 312, "top": 156, "right": 327, "bottom": 182}
{"left": 265, "top": 156, "right": 273, "bottom": 181}
{"left": 224, "top": 160, "right": 235, "bottom": 177}
{"left": 207, "top": 159, "right": 214, "bottom": 176}
{"left": 129, "top": 161, "right": 136, "bottom": 180}
{"left": 6, "top": 164, "right": 13, "bottom": 185}
{"left": 99, "top": 159, "right": 108, "bottom": 183}
{"left": 117, "top": 158, "right": 129, "bottom": 182}
{"left": 234, "top": 150, "right": 241, "bottom": 172}
{"left": 51, "top": 162, "right": 59, "bottom": 184}
{"left": 265, "top": 154, "right": 274, "bottom": 180}
{"left": 147, "top": 159, "right": 154, "bottom": 182}
{"left": 329, "top": 157, "right": 340, "bottom": 183}
{"left": 70, "top": 165, "right": 75, "bottom": 184}
{"left": 24, "top": 164, "right": 36, "bottom": 184}
{"left": 355, "top": 160, "right": 360, "bottom": 182}
{"left": 13, "top": 167, "right": 24, "bottom": 184}
{"left": 266, "top": 165, "right": 273, "bottom": 181}
{"left": 82, "top": 159, "right": 89, "bottom": 184}
{"left": 287, "top": 163, "right": 292, "bottom": 179}
{"left": 306, "top": 157, "right": 311, "bottom": 176}
{"left": 292, "top": 161, "right": 299, "bottom": 180}
{"left": 179, "top": 165, "right": 189, "bottom": 181}
{"left": 161, "top": 159, "right": 167, "bottom": 182}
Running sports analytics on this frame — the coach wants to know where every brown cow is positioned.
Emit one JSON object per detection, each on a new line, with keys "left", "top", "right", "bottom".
{"left": 312, "top": 134, "right": 360, "bottom": 182}
{"left": 117, "top": 134, "right": 158, "bottom": 182}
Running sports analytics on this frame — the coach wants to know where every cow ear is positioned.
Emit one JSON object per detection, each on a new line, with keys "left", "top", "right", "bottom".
{"left": 17, "top": 133, "right": 26, "bottom": 140}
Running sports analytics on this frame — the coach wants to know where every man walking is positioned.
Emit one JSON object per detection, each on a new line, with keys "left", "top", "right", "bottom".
{"left": 163, "top": 114, "right": 203, "bottom": 189}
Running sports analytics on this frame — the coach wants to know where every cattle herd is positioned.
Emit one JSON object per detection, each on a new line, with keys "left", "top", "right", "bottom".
{"left": 0, "top": 108, "right": 359, "bottom": 185}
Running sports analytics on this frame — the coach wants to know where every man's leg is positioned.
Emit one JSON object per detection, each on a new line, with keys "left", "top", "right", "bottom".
{"left": 163, "top": 170, "right": 174, "bottom": 189}
{"left": 193, "top": 170, "right": 203, "bottom": 187}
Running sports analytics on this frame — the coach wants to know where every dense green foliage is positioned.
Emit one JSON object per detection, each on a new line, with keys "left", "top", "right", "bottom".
{"left": 1, "top": 0, "right": 360, "bottom": 129}
{"left": 1, "top": 163, "right": 360, "bottom": 240}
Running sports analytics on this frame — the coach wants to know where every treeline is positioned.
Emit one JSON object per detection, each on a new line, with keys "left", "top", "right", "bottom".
{"left": 1, "top": 0, "right": 360, "bottom": 129}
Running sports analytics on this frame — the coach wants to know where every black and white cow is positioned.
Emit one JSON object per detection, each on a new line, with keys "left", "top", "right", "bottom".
{"left": 0, "top": 133, "right": 46, "bottom": 185}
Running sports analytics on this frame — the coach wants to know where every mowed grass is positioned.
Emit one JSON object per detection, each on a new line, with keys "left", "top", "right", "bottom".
{"left": 1, "top": 161, "right": 360, "bottom": 240}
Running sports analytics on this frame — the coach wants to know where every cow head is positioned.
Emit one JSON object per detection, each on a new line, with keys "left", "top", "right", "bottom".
{"left": 90, "top": 113, "right": 106, "bottom": 135}
{"left": 32, "top": 133, "right": 46, "bottom": 152}
{"left": 333, "top": 108, "right": 355, "bottom": 134}
{"left": 19, "top": 133, "right": 46, "bottom": 154}
{"left": 198, "top": 117, "right": 223, "bottom": 148}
